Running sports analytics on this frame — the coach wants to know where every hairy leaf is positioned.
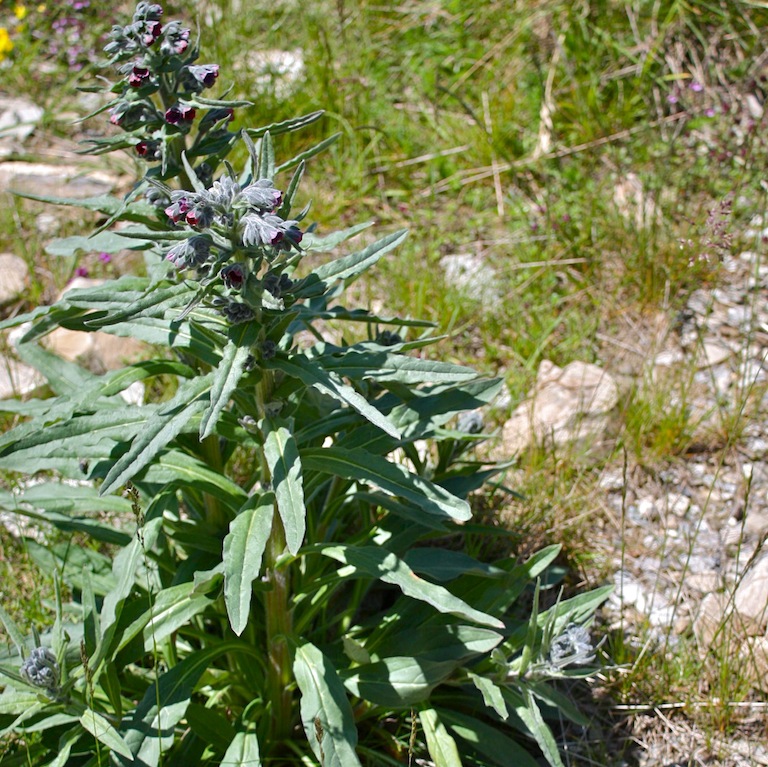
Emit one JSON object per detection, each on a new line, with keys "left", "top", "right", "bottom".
{"left": 301, "top": 446, "right": 469, "bottom": 521}
{"left": 200, "top": 322, "right": 259, "bottom": 439}
{"left": 294, "top": 642, "right": 362, "bottom": 767}
{"left": 223, "top": 493, "right": 275, "bottom": 636}
{"left": 263, "top": 418, "right": 305, "bottom": 555}
{"left": 317, "top": 545, "right": 503, "bottom": 628}
{"left": 420, "top": 709, "right": 463, "bottom": 767}
{"left": 221, "top": 730, "right": 262, "bottom": 766}
{"left": 268, "top": 355, "right": 401, "bottom": 439}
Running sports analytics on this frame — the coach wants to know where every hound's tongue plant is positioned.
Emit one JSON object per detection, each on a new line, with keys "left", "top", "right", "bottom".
{"left": 0, "top": 3, "right": 610, "bottom": 765}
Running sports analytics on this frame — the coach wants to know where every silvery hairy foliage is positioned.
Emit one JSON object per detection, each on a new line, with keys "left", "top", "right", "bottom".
{"left": 0, "top": 4, "right": 610, "bottom": 766}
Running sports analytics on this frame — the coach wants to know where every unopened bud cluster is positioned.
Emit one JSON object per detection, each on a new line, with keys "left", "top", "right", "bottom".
{"left": 548, "top": 623, "right": 595, "bottom": 669}
{"left": 20, "top": 647, "right": 61, "bottom": 696}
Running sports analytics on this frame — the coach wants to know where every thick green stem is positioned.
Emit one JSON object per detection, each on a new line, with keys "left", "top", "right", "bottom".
{"left": 257, "top": 371, "right": 295, "bottom": 742}
{"left": 264, "top": 514, "right": 294, "bottom": 741}
{"left": 200, "top": 434, "right": 228, "bottom": 530}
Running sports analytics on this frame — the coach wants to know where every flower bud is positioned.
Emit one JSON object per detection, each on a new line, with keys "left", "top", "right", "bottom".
{"left": 159, "top": 20, "right": 190, "bottom": 56}
{"left": 457, "top": 410, "right": 483, "bottom": 434}
{"left": 241, "top": 179, "right": 282, "bottom": 211}
{"left": 20, "top": 647, "right": 60, "bottom": 694}
{"left": 222, "top": 301, "right": 254, "bottom": 324}
{"left": 548, "top": 623, "right": 595, "bottom": 668}
{"left": 165, "top": 194, "right": 191, "bottom": 223}
{"left": 263, "top": 272, "right": 293, "bottom": 298}
{"left": 165, "top": 235, "right": 213, "bottom": 268}
{"left": 134, "top": 2, "right": 163, "bottom": 22}
{"left": 143, "top": 20, "right": 163, "bottom": 45}
{"left": 261, "top": 339, "right": 277, "bottom": 359}
{"left": 181, "top": 64, "right": 219, "bottom": 92}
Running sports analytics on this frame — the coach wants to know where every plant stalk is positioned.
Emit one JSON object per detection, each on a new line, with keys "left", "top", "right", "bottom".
{"left": 257, "top": 371, "right": 295, "bottom": 742}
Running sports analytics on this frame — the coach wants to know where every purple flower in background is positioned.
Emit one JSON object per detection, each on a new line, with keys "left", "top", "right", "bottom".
{"left": 705, "top": 107, "right": 716, "bottom": 117}
{"left": 689, "top": 80, "right": 703, "bottom": 92}
{"left": 75, "top": 266, "right": 89, "bottom": 277}
{"left": 98, "top": 252, "right": 111, "bottom": 263}
{"left": 667, "top": 93, "right": 678, "bottom": 104}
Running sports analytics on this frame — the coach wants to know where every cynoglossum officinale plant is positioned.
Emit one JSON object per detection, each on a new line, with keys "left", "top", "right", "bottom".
{"left": 0, "top": 4, "right": 610, "bottom": 766}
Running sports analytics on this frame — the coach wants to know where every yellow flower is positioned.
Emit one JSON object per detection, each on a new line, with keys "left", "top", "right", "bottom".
{"left": 0, "top": 28, "right": 13, "bottom": 61}
{"left": 14, "top": 4, "right": 28, "bottom": 20}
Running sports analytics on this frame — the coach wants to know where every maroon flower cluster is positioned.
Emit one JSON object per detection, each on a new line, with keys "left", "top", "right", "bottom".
{"left": 105, "top": 2, "right": 224, "bottom": 160}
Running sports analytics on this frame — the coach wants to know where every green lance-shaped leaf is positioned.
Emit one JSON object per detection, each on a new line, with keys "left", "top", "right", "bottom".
{"left": 294, "top": 229, "right": 408, "bottom": 297}
{"left": 181, "top": 150, "right": 208, "bottom": 193}
{"left": 277, "top": 159, "right": 305, "bottom": 218}
{"left": 221, "top": 729, "right": 262, "bottom": 766}
{"left": 84, "top": 281, "right": 195, "bottom": 329}
{"left": 79, "top": 708, "right": 133, "bottom": 759}
{"left": 0, "top": 604, "right": 27, "bottom": 657}
{"left": 259, "top": 130, "right": 275, "bottom": 180}
{"left": 420, "top": 709, "right": 463, "bottom": 767}
{"left": 100, "top": 373, "right": 213, "bottom": 495}
{"left": 301, "top": 446, "right": 469, "bottom": 522}
{"left": 510, "top": 687, "right": 565, "bottom": 767}
{"left": 45, "top": 726, "right": 82, "bottom": 767}
{"left": 341, "top": 656, "right": 457, "bottom": 708}
{"left": 89, "top": 518, "right": 162, "bottom": 674}
{"left": 223, "top": 493, "right": 275, "bottom": 636}
{"left": 275, "top": 132, "right": 340, "bottom": 174}
{"left": 44, "top": 228, "right": 154, "bottom": 257}
{"left": 15, "top": 340, "right": 98, "bottom": 397}
{"left": 440, "top": 710, "right": 540, "bottom": 767}
{"left": 294, "top": 642, "right": 363, "bottom": 767}
{"left": 119, "top": 581, "right": 214, "bottom": 653}
{"left": 467, "top": 672, "right": 509, "bottom": 720}
{"left": 318, "top": 351, "right": 479, "bottom": 386}
{"left": 299, "top": 222, "right": 373, "bottom": 253}
{"left": 200, "top": 322, "right": 259, "bottom": 439}
{"left": 318, "top": 545, "right": 503, "bottom": 629}
{"left": 245, "top": 109, "right": 324, "bottom": 139}
{"left": 263, "top": 418, "right": 305, "bottom": 555}
{"left": 268, "top": 355, "right": 401, "bottom": 440}
{"left": 114, "top": 645, "right": 234, "bottom": 767}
